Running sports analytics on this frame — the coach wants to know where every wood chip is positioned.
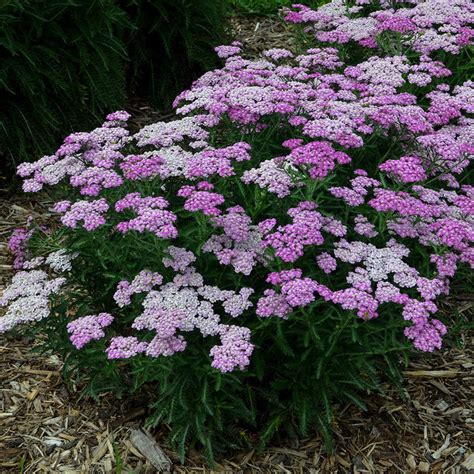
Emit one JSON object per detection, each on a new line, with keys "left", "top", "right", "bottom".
{"left": 431, "top": 435, "right": 451, "bottom": 460}
{"left": 461, "top": 453, "right": 474, "bottom": 470}
{"left": 130, "top": 429, "right": 172, "bottom": 471}
{"left": 403, "top": 370, "right": 459, "bottom": 378}
{"left": 407, "top": 454, "right": 417, "bottom": 470}
{"left": 418, "top": 461, "right": 430, "bottom": 472}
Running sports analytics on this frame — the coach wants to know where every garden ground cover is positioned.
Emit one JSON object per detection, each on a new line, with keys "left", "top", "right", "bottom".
{"left": 1, "top": 7, "right": 474, "bottom": 473}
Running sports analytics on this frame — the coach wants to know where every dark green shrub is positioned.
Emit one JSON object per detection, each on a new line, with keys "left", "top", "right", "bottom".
{"left": 121, "top": 0, "right": 230, "bottom": 107}
{"left": 230, "top": 0, "right": 330, "bottom": 15}
{"left": 0, "top": 0, "right": 128, "bottom": 173}
{"left": 0, "top": 0, "right": 229, "bottom": 175}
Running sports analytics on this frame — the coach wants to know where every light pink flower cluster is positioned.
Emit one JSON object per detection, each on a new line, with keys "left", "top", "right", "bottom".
{"left": 113, "top": 269, "right": 163, "bottom": 307}
{"left": 67, "top": 313, "right": 114, "bottom": 349}
{"left": 18, "top": 113, "right": 130, "bottom": 193}
{"left": 202, "top": 207, "right": 266, "bottom": 275}
{"left": 215, "top": 41, "right": 243, "bottom": 59}
{"left": 210, "top": 325, "right": 253, "bottom": 372}
{"left": 57, "top": 199, "right": 109, "bottom": 231}
{"left": 257, "top": 269, "right": 332, "bottom": 318}
{"left": 106, "top": 336, "right": 148, "bottom": 359}
{"left": 241, "top": 158, "right": 296, "bottom": 198}
{"left": 115, "top": 193, "right": 178, "bottom": 239}
{"left": 107, "top": 251, "right": 255, "bottom": 371}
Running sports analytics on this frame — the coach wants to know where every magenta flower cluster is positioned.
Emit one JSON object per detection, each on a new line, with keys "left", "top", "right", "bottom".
{"left": 7, "top": 227, "right": 33, "bottom": 269}
{"left": 2, "top": 0, "right": 473, "bottom": 371}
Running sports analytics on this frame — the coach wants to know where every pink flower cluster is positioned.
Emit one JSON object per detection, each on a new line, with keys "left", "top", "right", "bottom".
{"left": 289, "top": 141, "right": 351, "bottom": 179}
{"left": 106, "top": 251, "right": 255, "bottom": 371}
{"left": 262, "top": 201, "right": 345, "bottom": 262}
{"left": 178, "top": 182, "right": 225, "bottom": 216}
{"left": 58, "top": 199, "right": 109, "bottom": 231}
{"left": 379, "top": 156, "right": 427, "bottom": 183}
{"left": 115, "top": 193, "right": 178, "bottom": 239}
{"left": 186, "top": 142, "right": 251, "bottom": 178}
{"left": 119, "top": 154, "right": 164, "bottom": 181}
{"left": 69, "top": 167, "right": 123, "bottom": 196}
{"left": 67, "top": 313, "right": 114, "bottom": 349}
{"left": 284, "top": 1, "right": 473, "bottom": 55}
{"left": 203, "top": 206, "right": 266, "bottom": 275}
{"left": 257, "top": 269, "right": 332, "bottom": 318}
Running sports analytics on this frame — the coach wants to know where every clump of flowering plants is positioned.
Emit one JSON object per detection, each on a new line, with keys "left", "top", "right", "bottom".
{"left": 2, "top": 0, "right": 473, "bottom": 462}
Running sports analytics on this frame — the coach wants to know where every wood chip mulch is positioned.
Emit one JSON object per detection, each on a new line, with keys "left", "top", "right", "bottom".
{"left": 230, "top": 14, "right": 296, "bottom": 57}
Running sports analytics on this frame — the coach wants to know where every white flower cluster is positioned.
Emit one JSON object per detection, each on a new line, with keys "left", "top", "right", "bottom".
{"left": 0, "top": 270, "right": 65, "bottom": 333}
{"left": 46, "top": 249, "right": 78, "bottom": 272}
{"left": 17, "top": 249, "right": 77, "bottom": 272}
{"left": 0, "top": 250, "right": 75, "bottom": 333}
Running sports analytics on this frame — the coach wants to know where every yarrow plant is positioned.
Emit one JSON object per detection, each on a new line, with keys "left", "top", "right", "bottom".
{"left": 1, "top": 0, "right": 473, "bottom": 462}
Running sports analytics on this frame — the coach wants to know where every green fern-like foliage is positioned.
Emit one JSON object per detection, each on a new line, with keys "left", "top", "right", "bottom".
{"left": 34, "top": 283, "right": 410, "bottom": 465}
{"left": 0, "top": 0, "right": 128, "bottom": 174}
{"left": 120, "top": 0, "right": 230, "bottom": 108}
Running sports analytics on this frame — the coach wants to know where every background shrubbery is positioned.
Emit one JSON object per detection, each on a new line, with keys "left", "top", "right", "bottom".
{"left": 230, "top": 0, "right": 329, "bottom": 15}
{"left": 0, "top": 0, "right": 228, "bottom": 175}
{"left": 0, "top": 0, "right": 128, "bottom": 173}
{"left": 122, "top": 0, "right": 228, "bottom": 107}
